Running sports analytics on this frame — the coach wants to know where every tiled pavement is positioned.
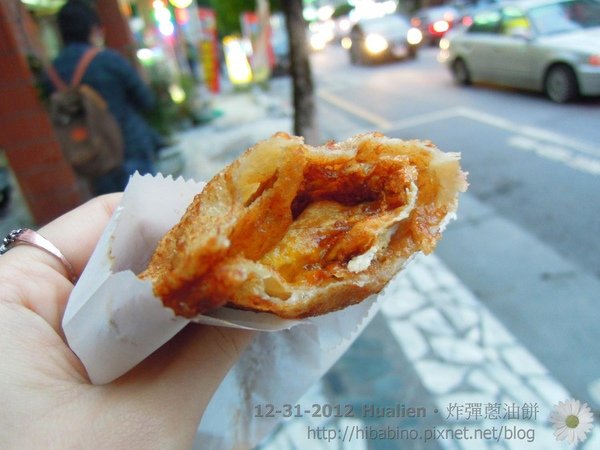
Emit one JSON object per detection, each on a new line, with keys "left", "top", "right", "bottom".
{"left": 256, "top": 254, "right": 600, "bottom": 449}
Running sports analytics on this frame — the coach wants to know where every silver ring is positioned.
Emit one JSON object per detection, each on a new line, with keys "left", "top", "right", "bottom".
{"left": 0, "top": 228, "right": 78, "bottom": 283}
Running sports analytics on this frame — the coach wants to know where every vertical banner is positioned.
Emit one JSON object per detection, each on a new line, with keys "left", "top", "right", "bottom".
{"left": 197, "top": 7, "right": 220, "bottom": 93}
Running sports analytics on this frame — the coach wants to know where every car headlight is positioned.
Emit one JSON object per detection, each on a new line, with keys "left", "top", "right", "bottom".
{"left": 407, "top": 27, "right": 423, "bottom": 45}
{"left": 432, "top": 20, "right": 450, "bottom": 33}
{"left": 310, "top": 33, "right": 328, "bottom": 51}
{"left": 439, "top": 37, "right": 450, "bottom": 50}
{"left": 364, "top": 34, "right": 388, "bottom": 54}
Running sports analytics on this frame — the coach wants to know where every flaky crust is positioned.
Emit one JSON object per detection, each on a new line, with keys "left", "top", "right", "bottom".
{"left": 140, "top": 132, "right": 467, "bottom": 318}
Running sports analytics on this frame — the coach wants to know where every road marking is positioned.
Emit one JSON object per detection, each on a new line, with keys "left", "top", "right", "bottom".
{"left": 385, "top": 107, "right": 465, "bottom": 132}
{"left": 455, "top": 107, "right": 600, "bottom": 158}
{"left": 387, "top": 106, "right": 599, "bottom": 159}
{"left": 508, "top": 135, "right": 600, "bottom": 177}
{"left": 318, "top": 90, "right": 393, "bottom": 130}
{"left": 316, "top": 91, "right": 599, "bottom": 176}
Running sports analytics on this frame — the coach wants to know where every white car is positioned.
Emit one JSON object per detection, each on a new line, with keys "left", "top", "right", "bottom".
{"left": 439, "top": 0, "right": 600, "bottom": 102}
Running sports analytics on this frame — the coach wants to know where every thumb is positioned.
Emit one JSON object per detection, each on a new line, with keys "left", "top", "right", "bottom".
{"left": 105, "top": 324, "right": 255, "bottom": 431}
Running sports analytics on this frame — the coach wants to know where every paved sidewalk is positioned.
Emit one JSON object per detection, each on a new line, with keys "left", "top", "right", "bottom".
{"left": 257, "top": 254, "right": 600, "bottom": 450}
{"left": 176, "top": 85, "right": 293, "bottom": 183}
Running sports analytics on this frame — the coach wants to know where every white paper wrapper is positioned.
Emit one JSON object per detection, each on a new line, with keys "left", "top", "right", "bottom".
{"left": 62, "top": 173, "right": 387, "bottom": 446}
{"left": 197, "top": 294, "right": 381, "bottom": 449}
{"left": 63, "top": 174, "right": 380, "bottom": 380}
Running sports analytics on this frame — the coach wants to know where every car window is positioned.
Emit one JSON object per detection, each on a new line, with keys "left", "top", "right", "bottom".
{"left": 502, "top": 7, "right": 532, "bottom": 35}
{"left": 468, "top": 10, "right": 501, "bottom": 33}
{"left": 528, "top": 0, "right": 600, "bottom": 35}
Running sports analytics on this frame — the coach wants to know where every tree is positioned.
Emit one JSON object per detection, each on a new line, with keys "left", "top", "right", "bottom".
{"left": 280, "top": 0, "right": 318, "bottom": 144}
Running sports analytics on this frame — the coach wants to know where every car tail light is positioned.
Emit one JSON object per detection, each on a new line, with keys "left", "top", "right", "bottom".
{"left": 589, "top": 55, "right": 600, "bottom": 66}
{"left": 462, "top": 16, "right": 473, "bottom": 27}
{"left": 411, "top": 17, "right": 421, "bottom": 27}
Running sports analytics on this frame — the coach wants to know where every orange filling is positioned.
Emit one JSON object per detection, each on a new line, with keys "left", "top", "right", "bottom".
{"left": 255, "top": 151, "right": 442, "bottom": 286}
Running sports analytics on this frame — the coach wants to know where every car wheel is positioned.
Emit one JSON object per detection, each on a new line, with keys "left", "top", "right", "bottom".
{"left": 452, "top": 58, "right": 471, "bottom": 85}
{"left": 545, "top": 65, "right": 578, "bottom": 103}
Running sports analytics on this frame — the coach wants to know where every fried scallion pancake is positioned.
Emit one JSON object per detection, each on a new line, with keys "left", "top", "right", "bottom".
{"left": 139, "top": 132, "right": 467, "bottom": 318}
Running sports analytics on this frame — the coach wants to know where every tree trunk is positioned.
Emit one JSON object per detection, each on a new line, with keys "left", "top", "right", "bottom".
{"left": 281, "top": 0, "right": 319, "bottom": 145}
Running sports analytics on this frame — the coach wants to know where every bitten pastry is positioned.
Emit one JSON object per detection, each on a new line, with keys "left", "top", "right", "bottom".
{"left": 140, "top": 132, "right": 467, "bottom": 318}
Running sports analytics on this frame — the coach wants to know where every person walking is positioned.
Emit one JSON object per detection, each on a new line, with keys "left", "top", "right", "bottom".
{"left": 46, "top": 0, "right": 159, "bottom": 195}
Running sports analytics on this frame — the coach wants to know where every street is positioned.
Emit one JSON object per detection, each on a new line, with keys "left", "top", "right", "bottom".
{"left": 258, "top": 44, "right": 600, "bottom": 449}
{"left": 312, "top": 45, "right": 600, "bottom": 276}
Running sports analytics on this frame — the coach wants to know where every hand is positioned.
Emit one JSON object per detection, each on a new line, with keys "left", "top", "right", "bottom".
{"left": 0, "top": 194, "right": 254, "bottom": 449}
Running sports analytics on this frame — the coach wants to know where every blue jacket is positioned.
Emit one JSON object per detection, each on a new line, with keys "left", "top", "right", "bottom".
{"left": 46, "top": 43, "right": 158, "bottom": 163}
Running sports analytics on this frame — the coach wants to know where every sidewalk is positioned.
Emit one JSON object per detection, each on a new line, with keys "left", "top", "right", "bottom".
{"left": 176, "top": 82, "right": 292, "bottom": 183}
{"left": 257, "top": 253, "right": 600, "bottom": 449}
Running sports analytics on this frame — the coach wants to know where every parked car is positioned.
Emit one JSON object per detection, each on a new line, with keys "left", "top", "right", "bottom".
{"left": 439, "top": 0, "right": 600, "bottom": 102}
{"left": 348, "top": 14, "right": 423, "bottom": 64}
{"left": 411, "top": 5, "right": 461, "bottom": 45}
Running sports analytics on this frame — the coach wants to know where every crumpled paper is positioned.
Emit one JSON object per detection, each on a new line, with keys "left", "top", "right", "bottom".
{"left": 62, "top": 173, "right": 386, "bottom": 447}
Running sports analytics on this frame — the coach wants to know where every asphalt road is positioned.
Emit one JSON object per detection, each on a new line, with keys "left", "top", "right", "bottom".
{"left": 309, "top": 45, "right": 600, "bottom": 411}
{"left": 312, "top": 45, "right": 600, "bottom": 278}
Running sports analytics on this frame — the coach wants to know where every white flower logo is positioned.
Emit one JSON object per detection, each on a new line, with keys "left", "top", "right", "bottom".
{"left": 550, "top": 399, "right": 594, "bottom": 444}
